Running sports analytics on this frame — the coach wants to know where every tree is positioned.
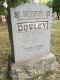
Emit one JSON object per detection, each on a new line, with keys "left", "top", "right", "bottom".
{"left": 52, "top": 0, "right": 60, "bottom": 19}
{"left": 0, "top": 0, "right": 28, "bottom": 63}
{"left": 0, "top": 0, "right": 28, "bottom": 17}
{"left": 46, "top": 0, "right": 52, "bottom": 8}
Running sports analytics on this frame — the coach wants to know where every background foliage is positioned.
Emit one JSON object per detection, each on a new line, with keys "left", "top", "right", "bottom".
{"left": 0, "top": 0, "right": 27, "bottom": 16}
{"left": 52, "top": 0, "right": 60, "bottom": 19}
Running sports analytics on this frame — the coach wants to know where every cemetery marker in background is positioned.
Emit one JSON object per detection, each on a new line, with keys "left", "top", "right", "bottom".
{"left": 10, "top": 2, "right": 58, "bottom": 80}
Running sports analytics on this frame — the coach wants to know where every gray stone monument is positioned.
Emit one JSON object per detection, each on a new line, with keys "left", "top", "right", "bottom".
{"left": 10, "top": 2, "right": 58, "bottom": 80}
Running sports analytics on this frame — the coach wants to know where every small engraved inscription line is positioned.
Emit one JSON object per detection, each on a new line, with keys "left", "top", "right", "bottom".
{"left": 14, "top": 11, "right": 50, "bottom": 20}
{"left": 23, "top": 11, "right": 43, "bottom": 17}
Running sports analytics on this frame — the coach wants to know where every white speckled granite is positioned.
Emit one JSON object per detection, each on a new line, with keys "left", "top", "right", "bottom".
{"left": 10, "top": 3, "right": 52, "bottom": 62}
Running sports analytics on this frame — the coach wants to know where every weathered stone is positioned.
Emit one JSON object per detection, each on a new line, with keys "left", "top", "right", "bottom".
{"left": 0, "top": 69, "right": 7, "bottom": 80}
{"left": 11, "top": 53, "right": 59, "bottom": 80}
{"left": 10, "top": 3, "right": 52, "bottom": 62}
{"left": 10, "top": 2, "right": 59, "bottom": 80}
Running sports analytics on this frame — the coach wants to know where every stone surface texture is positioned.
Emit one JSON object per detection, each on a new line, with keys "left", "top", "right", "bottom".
{"left": 10, "top": 3, "right": 52, "bottom": 62}
{"left": 0, "top": 66, "right": 7, "bottom": 80}
{"left": 11, "top": 53, "right": 59, "bottom": 80}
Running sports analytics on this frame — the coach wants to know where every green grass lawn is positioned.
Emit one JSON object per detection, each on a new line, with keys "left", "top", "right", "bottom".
{"left": 51, "top": 20, "right": 60, "bottom": 63}
{"left": 0, "top": 23, "right": 11, "bottom": 63}
{"left": 0, "top": 20, "right": 60, "bottom": 64}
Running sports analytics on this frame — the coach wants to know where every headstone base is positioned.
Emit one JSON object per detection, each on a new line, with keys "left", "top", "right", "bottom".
{"left": 11, "top": 53, "right": 59, "bottom": 80}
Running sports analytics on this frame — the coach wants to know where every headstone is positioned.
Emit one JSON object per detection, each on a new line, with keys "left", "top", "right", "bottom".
{"left": 10, "top": 3, "right": 58, "bottom": 80}
{"left": 10, "top": 3, "right": 52, "bottom": 62}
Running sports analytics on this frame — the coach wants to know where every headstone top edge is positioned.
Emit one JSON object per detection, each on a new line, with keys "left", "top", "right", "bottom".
{"left": 10, "top": 3, "right": 50, "bottom": 10}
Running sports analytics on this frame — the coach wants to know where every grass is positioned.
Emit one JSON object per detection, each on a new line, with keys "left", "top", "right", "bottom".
{"left": 51, "top": 20, "right": 60, "bottom": 63}
{"left": 0, "top": 23, "right": 8, "bottom": 32}
{"left": 0, "top": 23, "right": 11, "bottom": 63}
{"left": 0, "top": 20, "right": 60, "bottom": 64}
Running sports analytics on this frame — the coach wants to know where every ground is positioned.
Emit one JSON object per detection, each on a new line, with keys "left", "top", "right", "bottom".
{"left": 51, "top": 20, "right": 60, "bottom": 63}
{"left": 0, "top": 20, "right": 60, "bottom": 80}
